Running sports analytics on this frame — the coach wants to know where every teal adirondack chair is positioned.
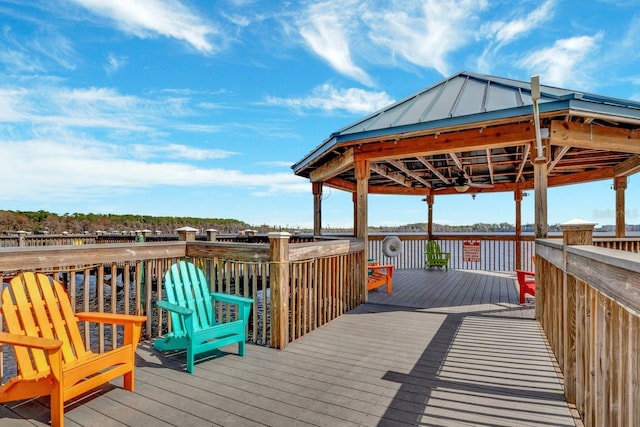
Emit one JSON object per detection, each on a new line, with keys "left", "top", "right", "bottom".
{"left": 425, "top": 240, "right": 451, "bottom": 270}
{"left": 154, "top": 260, "right": 254, "bottom": 373}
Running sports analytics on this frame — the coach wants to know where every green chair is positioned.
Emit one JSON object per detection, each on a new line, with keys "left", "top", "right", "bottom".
{"left": 154, "top": 260, "right": 253, "bottom": 373}
{"left": 425, "top": 240, "right": 451, "bottom": 270}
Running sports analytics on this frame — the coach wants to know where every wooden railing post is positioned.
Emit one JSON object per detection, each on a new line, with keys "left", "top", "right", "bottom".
{"left": 269, "top": 232, "right": 290, "bottom": 349}
{"left": 176, "top": 226, "right": 197, "bottom": 241}
{"left": 17, "top": 231, "right": 27, "bottom": 247}
{"left": 206, "top": 229, "right": 218, "bottom": 241}
{"left": 559, "top": 218, "right": 596, "bottom": 406}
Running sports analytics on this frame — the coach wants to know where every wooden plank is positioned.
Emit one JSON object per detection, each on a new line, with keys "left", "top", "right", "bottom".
{"left": 0, "top": 242, "right": 186, "bottom": 271}
{"left": 3, "top": 269, "right": 579, "bottom": 427}
{"left": 550, "top": 120, "right": 640, "bottom": 154}
{"left": 309, "top": 147, "right": 355, "bottom": 182}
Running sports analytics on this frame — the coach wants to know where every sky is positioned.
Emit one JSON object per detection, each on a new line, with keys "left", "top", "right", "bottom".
{"left": 0, "top": 0, "right": 639, "bottom": 230}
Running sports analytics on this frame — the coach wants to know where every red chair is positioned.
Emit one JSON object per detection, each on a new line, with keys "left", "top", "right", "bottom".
{"left": 516, "top": 270, "right": 536, "bottom": 304}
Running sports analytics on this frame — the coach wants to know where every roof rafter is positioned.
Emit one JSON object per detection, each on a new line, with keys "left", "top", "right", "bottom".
{"left": 548, "top": 146, "right": 571, "bottom": 173}
{"left": 370, "top": 162, "right": 412, "bottom": 187}
{"left": 416, "top": 157, "right": 451, "bottom": 184}
{"left": 309, "top": 148, "right": 354, "bottom": 182}
{"left": 387, "top": 160, "right": 432, "bottom": 187}
{"left": 486, "top": 148, "right": 495, "bottom": 184}
{"left": 614, "top": 154, "right": 640, "bottom": 176}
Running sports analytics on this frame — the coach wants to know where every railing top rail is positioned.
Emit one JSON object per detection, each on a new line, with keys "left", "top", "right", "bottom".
{"left": 537, "top": 238, "right": 640, "bottom": 315}
{"left": 186, "top": 241, "right": 270, "bottom": 262}
{"left": 567, "top": 244, "right": 640, "bottom": 274}
{"left": 593, "top": 236, "right": 640, "bottom": 242}
{"left": 289, "top": 238, "right": 365, "bottom": 262}
{"left": 0, "top": 241, "right": 186, "bottom": 271}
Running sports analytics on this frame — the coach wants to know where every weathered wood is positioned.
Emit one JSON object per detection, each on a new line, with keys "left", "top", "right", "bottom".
{"left": 313, "top": 181, "right": 322, "bottom": 236}
{"left": 614, "top": 153, "right": 640, "bottom": 176}
{"left": 550, "top": 120, "right": 640, "bottom": 154}
{"left": 269, "top": 232, "right": 290, "bottom": 349}
{"left": 537, "top": 236, "right": 640, "bottom": 427}
{"left": 0, "top": 242, "right": 186, "bottom": 271}
{"left": 565, "top": 246, "right": 640, "bottom": 314}
{"left": 3, "top": 268, "right": 578, "bottom": 427}
{"left": 309, "top": 147, "right": 355, "bottom": 182}
{"left": 186, "top": 241, "right": 270, "bottom": 262}
{"left": 355, "top": 121, "right": 537, "bottom": 161}
{"left": 614, "top": 176, "right": 627, "bottom": 238}
{"left": 288, "top": 239, "right": 364, "bottom": 261}
{"left": 534, "top": 158, "right": 548, "bottom": 238}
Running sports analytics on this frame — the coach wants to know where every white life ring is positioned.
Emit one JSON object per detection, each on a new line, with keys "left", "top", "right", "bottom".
{"left": 382, "top": 236, "right": 402, "bottom": 257}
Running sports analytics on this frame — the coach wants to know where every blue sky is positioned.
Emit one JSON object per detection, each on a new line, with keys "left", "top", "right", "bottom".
{"left": 0, "top": 0, "right": 638, "bottom": 229}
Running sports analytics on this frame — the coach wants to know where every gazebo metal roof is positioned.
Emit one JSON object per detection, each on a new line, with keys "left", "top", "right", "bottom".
{"left": 293, "top": 71, "right": 640, "bottom": 196}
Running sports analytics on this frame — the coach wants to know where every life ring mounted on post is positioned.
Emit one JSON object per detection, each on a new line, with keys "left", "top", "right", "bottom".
{"left": 382, "top": 235, "right": 402, "bottom": 258}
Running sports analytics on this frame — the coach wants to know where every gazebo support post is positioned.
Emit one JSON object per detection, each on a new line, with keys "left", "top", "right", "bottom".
{"left": 514, "top": 189, "right": 523, "bottom": 270}
{"left": 614, "top": 176, "right": 626, "bottom": 237}
{"left": 313, "top": 182, "right": 323, "bottom": 236}
{"left": 352, "top": 192, "right": 357, "bottom": 236}
{"left": 355, "top": 160, "right": 369, "bottom": 302}
{"left": 534, "top": 156, "right": 548, "bottom": 239}
{"left": 426, "top": 194, "right": 434, "bottom": 240}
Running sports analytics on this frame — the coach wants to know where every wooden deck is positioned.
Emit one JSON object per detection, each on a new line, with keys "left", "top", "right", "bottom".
{"left": 1, "top": 269, "right": 580, "bottom": 426}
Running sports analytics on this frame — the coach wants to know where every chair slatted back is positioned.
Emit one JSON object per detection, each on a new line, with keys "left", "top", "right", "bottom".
{"left": 1, "top": 273, "right": 89, "bottom": 378}
{"left": 164, "top": 261, "right": 215, "bottom": 334}
{"left": 426, "top": 240, "right": 440, "bottom": 259}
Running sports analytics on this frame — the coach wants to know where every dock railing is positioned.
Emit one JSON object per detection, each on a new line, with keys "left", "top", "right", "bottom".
{"left": 535, "top": 223, "right": 640, "bottom": 426}
{"left": 0, "top": 233, "right": 365, "bottom": 382}
{"left": 368, "top": 234, "right": 536, "bottom": 271}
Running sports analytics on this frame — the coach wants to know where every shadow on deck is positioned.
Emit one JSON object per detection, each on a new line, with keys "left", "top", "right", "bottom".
{"left": 1, "top": 269, "right": 580, "bottom": 426}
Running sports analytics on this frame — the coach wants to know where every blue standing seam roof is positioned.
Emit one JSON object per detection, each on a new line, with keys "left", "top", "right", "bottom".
{"left": 292, "top": 71, "right": 640, "bottom": 173}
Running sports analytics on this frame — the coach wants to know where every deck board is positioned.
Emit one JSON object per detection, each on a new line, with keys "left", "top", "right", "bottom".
{"left": 1, "top": 269, "right": 577, "bottom": 426}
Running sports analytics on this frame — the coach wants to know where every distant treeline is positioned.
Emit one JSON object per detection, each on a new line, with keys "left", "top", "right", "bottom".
{"left": 2, "top": 210, "right": 638, "bottom": 235}
{"left": 0, "top": 210, "right": 259, "bottom": 234}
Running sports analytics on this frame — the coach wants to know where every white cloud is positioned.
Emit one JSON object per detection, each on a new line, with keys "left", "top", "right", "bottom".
{"left": 0, "top": 139, "right": 308, "bottom": 202}
{"left": 297, "top": 1, "right": 372, "bottom": 85}
{"left": 130, "top": 143, "right": 238, "bottom": 161}
{"left": 519, "top": 34, "right": 603, "bottom": 88}
{"left": 482, "top": 0, "right": 555, "bottom": 46}
{"left": 0, "top": 26, "right": 76, "bottom": 72}
{"left": 257, "top": 160, "right": 295, "bottom": 168}
{"left": 363, "top": 0, "right": 487, "bottom": 77}
{"left": 105, "top": 53, "right": 127, "bottom": 74}
{"left": 264, "top": 83, "right": 394, "bottom": 114}
{"left": 476, "top": 0, "right": 555, "bottom": 73}
{"left": 69, "top": 0, "right": 220, "bottom": 53}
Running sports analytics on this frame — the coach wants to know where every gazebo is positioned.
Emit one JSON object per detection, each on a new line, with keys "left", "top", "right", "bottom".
{"left": 292, "top": 71, "right": 640, "bottom": 247}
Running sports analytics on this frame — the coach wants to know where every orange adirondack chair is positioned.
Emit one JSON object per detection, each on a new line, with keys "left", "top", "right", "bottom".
{"left": 0, "top": 272, "right": 146, "bottom": 427}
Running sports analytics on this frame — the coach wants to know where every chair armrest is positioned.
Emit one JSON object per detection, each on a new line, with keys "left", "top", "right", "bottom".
{"left": 76, "top": 312, "right": 147, "bottom": 325}
{"left": 368, "top": 264, "right": 394, "bottom": 276}
{"left": 0, "top": 331, "right": 62, "bottom": 351}
{"left": 156, "top": 300, "right": 194, "bottom": 317}
{"left": 515, "top": 270, "right": 535, "bottom": 283}
{"left": 211, "top": 292, "right": 254, "bottom": 306}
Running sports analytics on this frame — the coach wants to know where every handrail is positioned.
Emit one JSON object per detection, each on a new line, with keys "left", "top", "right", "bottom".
{"left": 536, "top": 235, "right": 640, "bottom": 426}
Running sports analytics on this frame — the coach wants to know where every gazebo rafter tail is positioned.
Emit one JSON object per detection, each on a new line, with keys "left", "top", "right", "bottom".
{"left": 548, "top": 146, "right": 571, "bottom": 173}
{"left": 309, "top": 148, "right": 355, "bottom": 182}
{"left": 614, "top": 154, "right": 640, "bottom": 176}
